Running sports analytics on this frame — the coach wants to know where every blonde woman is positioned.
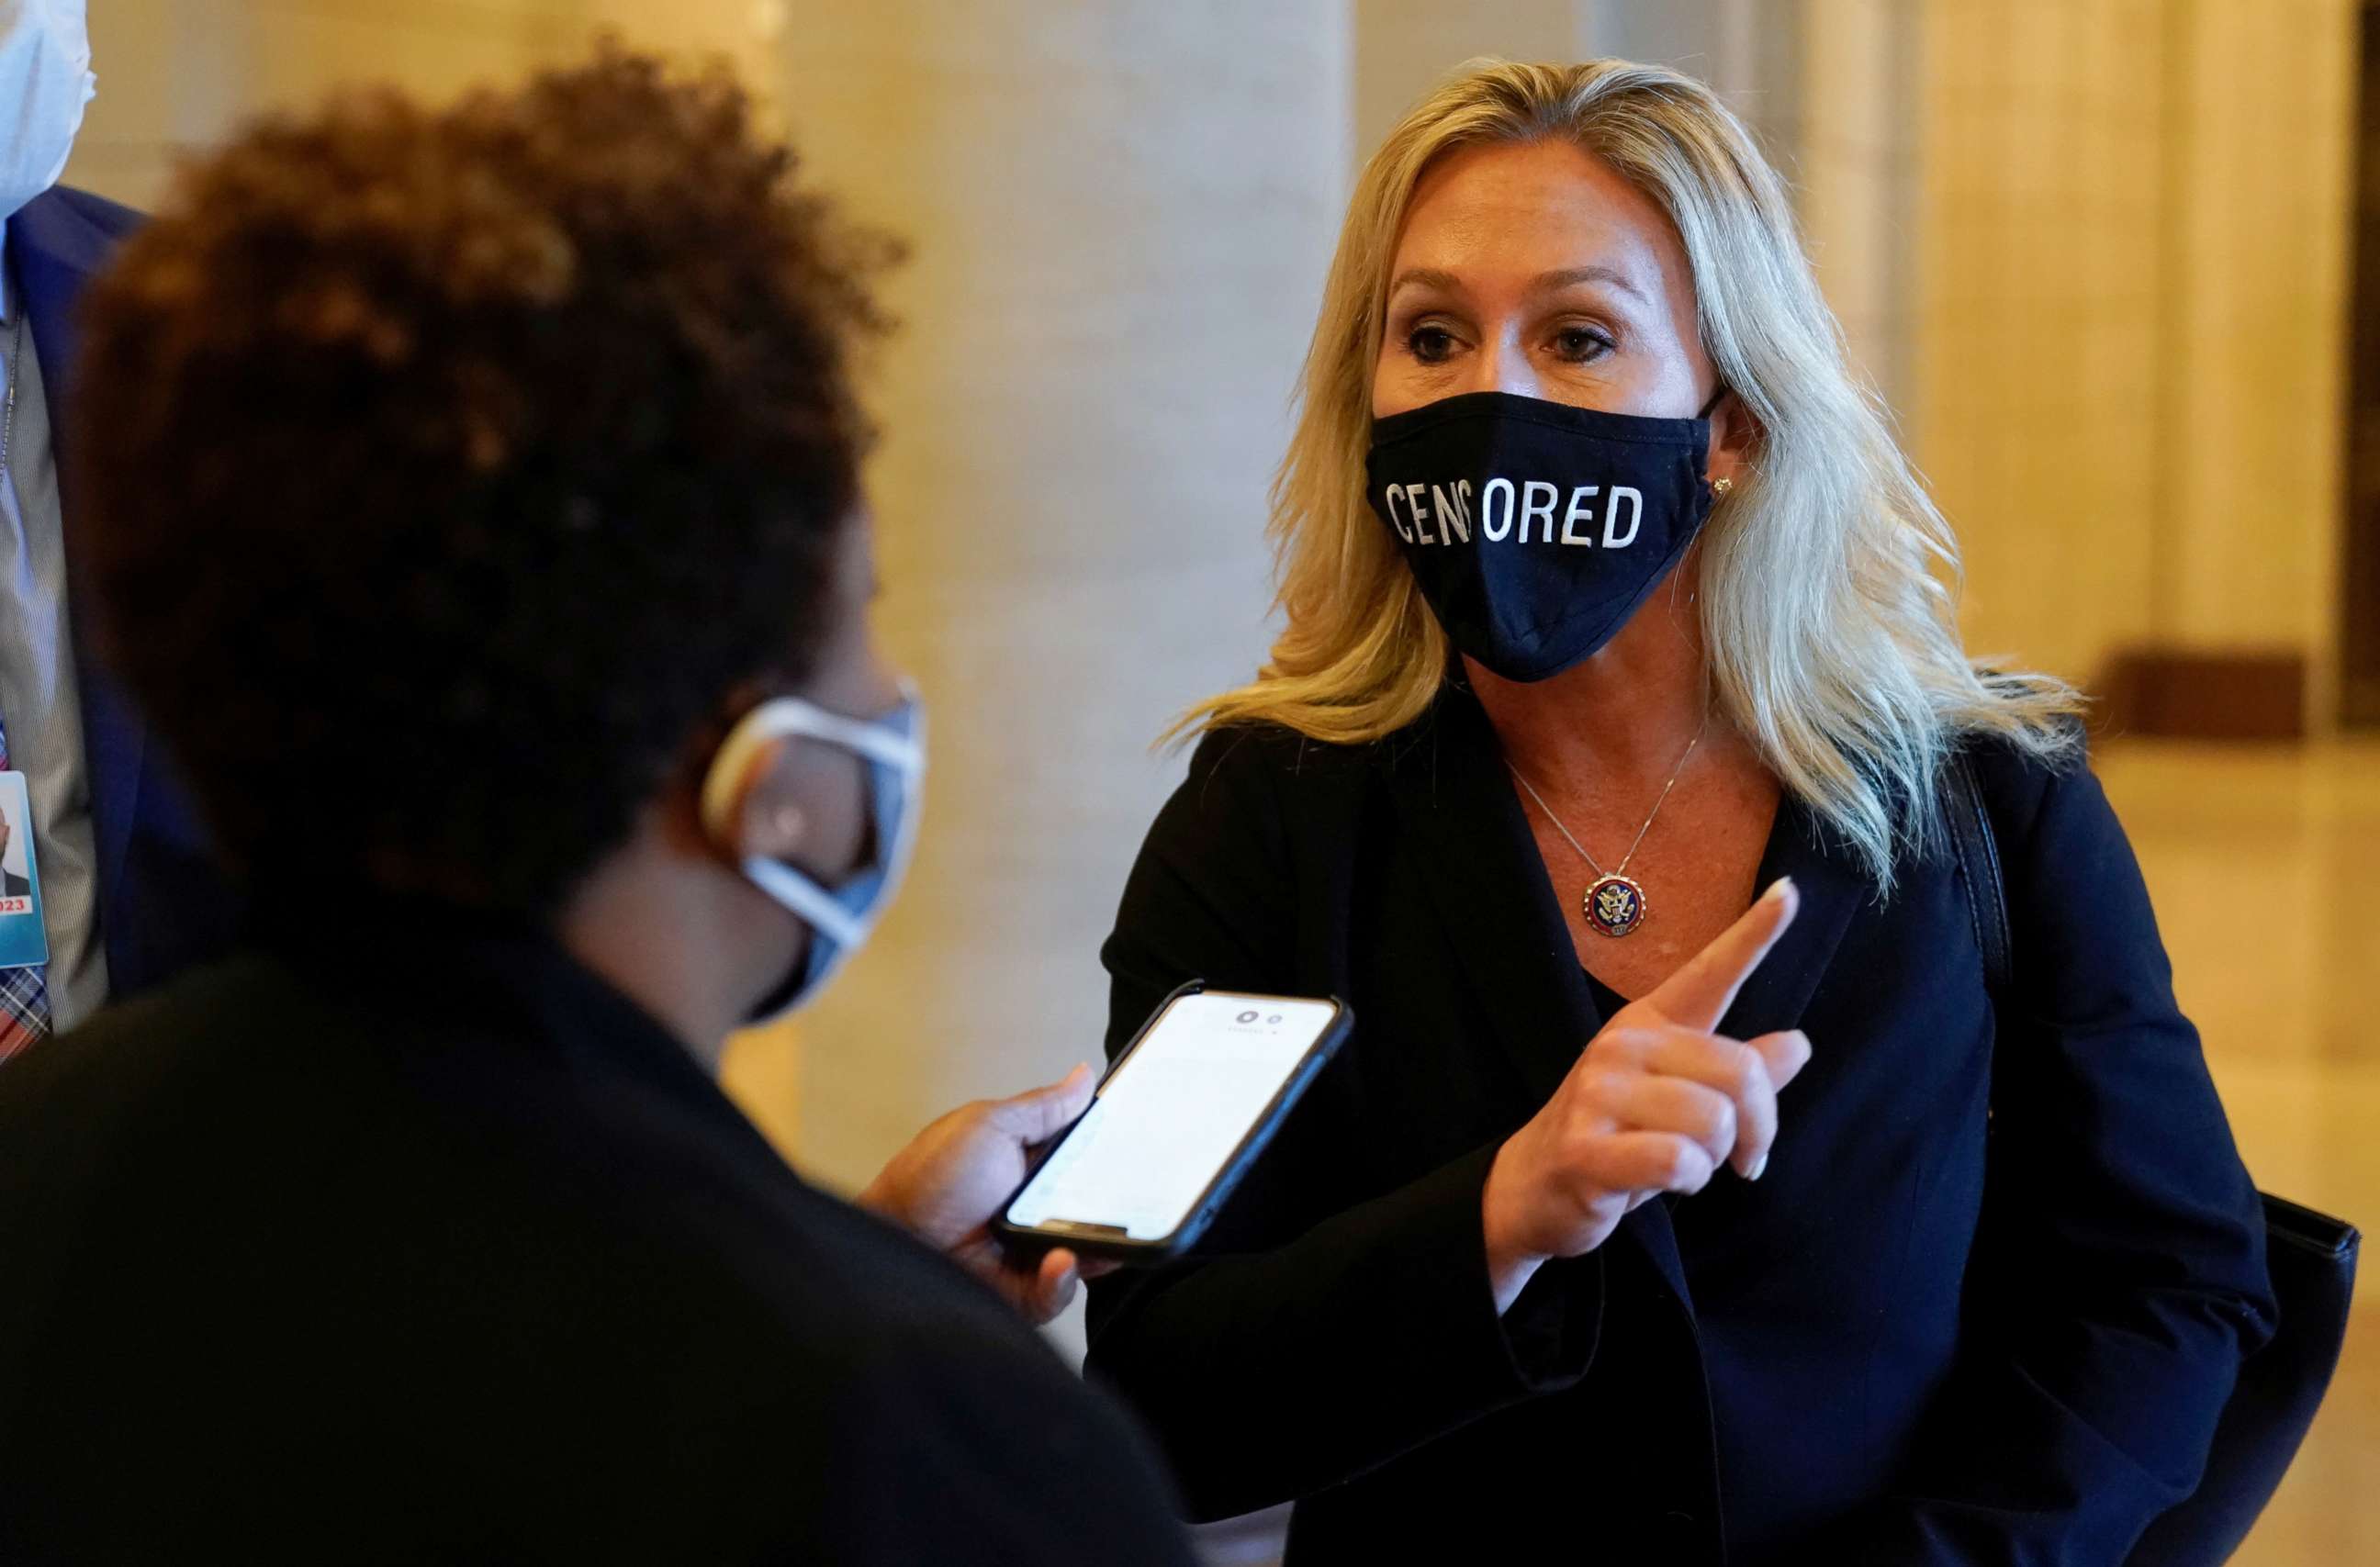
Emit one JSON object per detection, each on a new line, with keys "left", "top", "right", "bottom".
{"left": 1086, "top": 60, "right": 2273, "bottom": 1564}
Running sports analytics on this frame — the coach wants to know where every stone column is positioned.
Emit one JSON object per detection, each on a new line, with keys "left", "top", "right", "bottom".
{"left": 765, "top": 4, "right": 1351, "bottom": 1329}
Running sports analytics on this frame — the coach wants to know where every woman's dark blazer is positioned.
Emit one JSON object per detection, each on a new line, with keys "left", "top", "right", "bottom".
{"left": 1084, "top": 687, "right": 2275, "bottom": 1566}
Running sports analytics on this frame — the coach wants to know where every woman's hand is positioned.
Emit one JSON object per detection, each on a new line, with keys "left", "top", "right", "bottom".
{"left": 1481, "top": 877, "right": 1811, "bottom": 1312}
{"left": 859, "top": 1063, "right": 1120, "bottom": 1325}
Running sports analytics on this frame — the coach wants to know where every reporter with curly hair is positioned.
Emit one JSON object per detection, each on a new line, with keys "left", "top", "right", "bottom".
{"left": 0, "top": 51, "right": 1194, "bottom": 1566}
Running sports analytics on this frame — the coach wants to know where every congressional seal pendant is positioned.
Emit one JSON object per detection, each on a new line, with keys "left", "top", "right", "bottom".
{"left": 1585, "top": 873, "right": 1646, "bottom": 938}
{"left": 1510, "top": 700, "right": 1710, "bottom": 947}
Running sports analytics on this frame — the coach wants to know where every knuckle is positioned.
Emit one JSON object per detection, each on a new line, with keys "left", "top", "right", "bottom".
{"left": 1561, "top": 1122, "right": 1612, "bottom": 1168}
{"left": 1571, "top": 1065, "right": 1621, "bottom": 1102}
{"left": 1557, "top": 1165, "right": 1607, "bottom": 1208}
{"left": 1580, "top": 1065, "right": 1637, "bottom": 1102}
{"left": 1592, "top": 1026, "right": 1655, "bottom": 1058}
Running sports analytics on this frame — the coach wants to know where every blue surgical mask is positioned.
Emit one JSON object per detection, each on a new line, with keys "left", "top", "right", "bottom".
{"left": 699, "top": 684, "right": 926, "bottom": 1024}
{"left": 0, "top": 2, "right": 95, "bottom": 224}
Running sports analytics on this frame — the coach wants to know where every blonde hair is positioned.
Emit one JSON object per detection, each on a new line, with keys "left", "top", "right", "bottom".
{"left": 1176, "top": 57, "right": 2081, "bottom": 890}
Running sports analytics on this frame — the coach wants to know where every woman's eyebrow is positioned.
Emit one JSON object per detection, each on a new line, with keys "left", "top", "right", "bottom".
{"left": 1532, "top": 264, "right": 1643, "bottom": 301}
{"left": 1386, "top": 263, "right": 1645, "bottom": 302}
{"left": 1388, "top": 266, "right": 1464, "bottom": 297}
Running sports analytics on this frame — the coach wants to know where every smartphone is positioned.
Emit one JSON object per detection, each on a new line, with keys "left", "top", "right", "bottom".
{"left": 994, "top": 982, "right": 1353, "bottom": 1264}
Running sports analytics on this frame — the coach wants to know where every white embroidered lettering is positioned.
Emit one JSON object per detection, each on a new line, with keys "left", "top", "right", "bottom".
{"left": 1481, "top": 477, "right": 1515, "bottom": 541}
{"left": 1431, "top": 484, "right": 1467, "bottom": 543}
{"left": 1560, "top": 486, "right": 1600, "bottom": 545}
{"left": 1408, "top": 484, "right": 1435, "bottom": 545}
{"left": 1603, "top": 486, "right": 1643, "bottom": 548}
{"left": 1520, "top": 481, "right": 1558, "bottom": 543}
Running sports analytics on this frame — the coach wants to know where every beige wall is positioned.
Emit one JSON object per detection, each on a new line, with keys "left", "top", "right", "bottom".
{"left": 1906, "top": 0, "right": 2357, "bottom": 711}
{"left": 766, "top": 1, "right": 1349, "bottom": 1213}
{"left": 1796, "top": 0, "right": 1921, "bottom": 409}
{"left": 1355, "top": 0, "right": 1802, "bottom": 196}
{"left": 2160, "top": 0, "right": 2357, "bottom": 704}
{"left": 65, "top": 0, "right": 779, "bottom": 209}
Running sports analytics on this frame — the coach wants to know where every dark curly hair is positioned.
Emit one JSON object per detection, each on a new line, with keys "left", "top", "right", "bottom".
{"left": 73, "top": 48, "right": 894, "bottom": 914}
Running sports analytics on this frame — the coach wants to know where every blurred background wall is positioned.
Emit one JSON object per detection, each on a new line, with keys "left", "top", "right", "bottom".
{"left": 60, "top": 3, "right": 2380, "bottom": 1561}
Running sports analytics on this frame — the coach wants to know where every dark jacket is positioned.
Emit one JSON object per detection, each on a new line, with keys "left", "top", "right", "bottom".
{"left": 0, "top": 901, "right": 1195, "bottom": 1565}
{"left": 9, "top": 184, "right": 238, "bottom": 998}
{"left": 1085, "top": 688, "right": 2274, "bottom": 1566}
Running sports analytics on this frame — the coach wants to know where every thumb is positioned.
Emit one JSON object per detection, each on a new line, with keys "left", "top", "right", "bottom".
{"left": 1745, "top": 1028, "right": 1813, "bottom": 1092}
{"left": 1017, "top": 1247, "right": 1087, "bottom": 1326}
{"left": 1635, "top": 877, "right": 1799, "bottom": 1032}
{"left": 982, "top": 1061, "right": 1097, "bottom": 1142}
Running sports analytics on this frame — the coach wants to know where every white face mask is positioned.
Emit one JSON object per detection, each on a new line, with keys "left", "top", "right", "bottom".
{"left": 0, "top": 1, "right": 92, "bottom": 224}
{"left": 697, "top": 684, "right": 926, "bottom": 1025}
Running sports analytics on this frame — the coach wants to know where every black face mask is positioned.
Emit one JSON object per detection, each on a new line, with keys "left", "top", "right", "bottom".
{"left": 1364, "top": 388, "right": 1724, "bottom": 682}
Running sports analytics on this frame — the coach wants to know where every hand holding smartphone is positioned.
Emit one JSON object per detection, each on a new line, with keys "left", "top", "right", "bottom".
{"left": 994, "top": 983, "right": 1352, "bottom": 1264}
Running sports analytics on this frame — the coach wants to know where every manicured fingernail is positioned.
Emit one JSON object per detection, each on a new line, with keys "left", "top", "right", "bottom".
{"left": 1763, "top": 877, "right": 1795, "bottom": 903}
{"left": 1746, "top": 1154, "right": 1768, "bottom": 1181}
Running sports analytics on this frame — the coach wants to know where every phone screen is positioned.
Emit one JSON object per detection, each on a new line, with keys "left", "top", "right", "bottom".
{"left": 1005, "top": 992, "right": 1339, "bottom": 1243}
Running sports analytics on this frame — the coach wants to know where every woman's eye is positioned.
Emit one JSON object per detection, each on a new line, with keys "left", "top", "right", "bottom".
{"left": 1406, "top": 325, "right": 1456, "bottom": 364}
{"left": 1551, "top": 325, "right": 1612, "bottom": 363}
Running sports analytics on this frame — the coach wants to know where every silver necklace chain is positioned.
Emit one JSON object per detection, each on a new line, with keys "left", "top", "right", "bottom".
{"left": 1508, "top": 704, "right": 1712, "bottom": 880}
{"left": 1, "top": 310, "right": 20, "bottom": 483}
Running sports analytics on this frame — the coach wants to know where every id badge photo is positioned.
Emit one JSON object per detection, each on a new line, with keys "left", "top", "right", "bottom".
{"left": 0, "top": 769, "right": 51, "bottom": 968}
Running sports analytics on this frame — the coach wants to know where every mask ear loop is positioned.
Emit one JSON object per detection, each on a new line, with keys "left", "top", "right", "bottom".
{"left": 697, "top": 688, "right": 925, "bottom": 854}
{"left": 1677, "top": 383, "right": 1734, "bottom": 625}
{"left": 742, "top": 854, "right": 871, "bottom": 947}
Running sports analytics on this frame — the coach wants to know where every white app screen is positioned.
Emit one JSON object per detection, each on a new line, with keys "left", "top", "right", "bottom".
{"left": 1005, "top": 993, "right": 1336, "bottom": 1242}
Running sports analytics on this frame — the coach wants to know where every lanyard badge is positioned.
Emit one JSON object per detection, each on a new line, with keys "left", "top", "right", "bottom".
{"left": 0, "top": 769, "right": 49, "bottom": 968}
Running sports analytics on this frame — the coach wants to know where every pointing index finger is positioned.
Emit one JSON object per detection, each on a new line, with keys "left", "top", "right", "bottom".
{"left": 1635, "top": 877, "right": 1799, "bottom": 1033}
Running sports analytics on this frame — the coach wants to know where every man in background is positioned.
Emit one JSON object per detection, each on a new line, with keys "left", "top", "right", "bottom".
{"left": 0, "top": 0, "right": 237, "bottom": 1060}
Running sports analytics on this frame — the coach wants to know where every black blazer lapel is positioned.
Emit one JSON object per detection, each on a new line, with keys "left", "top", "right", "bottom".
{"left": 1378, "top": 687, "right": 1869, "bottom": 1081}
{"left": 1379, "top": 686, "right": 1872, "bottom": 1315}
{"left": 1381, "top": 688, "right": 1703, "bottom": 1309}
{"left": 1724, "top": 789, "right": 1866, "bottom": 1044}
{"left": 1382, "top": 687, "right": 1604, "bottom": 1109}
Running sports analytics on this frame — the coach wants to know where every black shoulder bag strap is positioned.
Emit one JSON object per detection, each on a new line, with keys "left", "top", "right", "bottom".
{"left": 1943, "top": 751, "right": 2010, "bottom": 993}
{"left": 1944, "top": 748, "right": 2358, "bottom": 1567}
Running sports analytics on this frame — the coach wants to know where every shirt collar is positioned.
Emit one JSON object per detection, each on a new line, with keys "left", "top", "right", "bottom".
{"left": 256, "top": 887, "right": 722, "bottom": 1089}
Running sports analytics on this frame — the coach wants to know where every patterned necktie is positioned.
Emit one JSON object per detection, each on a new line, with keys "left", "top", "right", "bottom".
{"left": 0, "top": 711, "right": 51, "bottom": 1060}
